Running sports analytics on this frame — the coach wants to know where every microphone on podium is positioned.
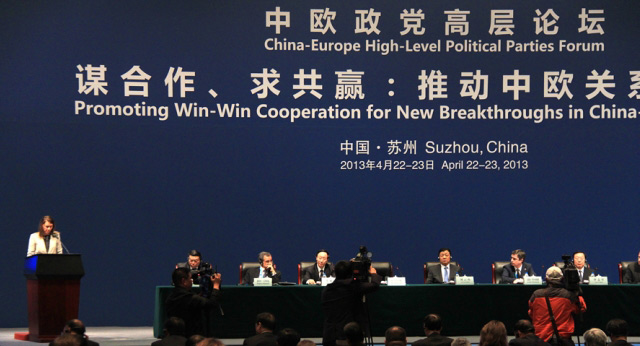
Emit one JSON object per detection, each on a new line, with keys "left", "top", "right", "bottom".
{"left": 52, "top": 232, "right": 71, "bottom": 254}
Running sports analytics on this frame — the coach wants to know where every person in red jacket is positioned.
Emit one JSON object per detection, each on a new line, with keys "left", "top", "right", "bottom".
{"left": 528, "top": 267, "right": 586, "bottom": 344}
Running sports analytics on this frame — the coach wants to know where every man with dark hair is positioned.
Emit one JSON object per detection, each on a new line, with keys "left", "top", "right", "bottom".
{"left": 412, "top": 314, "right": 453, "bottom": 346}
{"left": 622, "top": 251, "right": 640, "bottom": 283}
{"left": 176, "top": 250, "right": 214, "bottom": 284}
{"left": 243, "top": 312, "right": 278, "bottom": 346}
{"left": 166, "top": 267, "right": 222, "bottom": 337}
{"left": 152, "top": 317, "right": 188, "bottom": 346}
{"left": 344, "top": 322, "right": 364, "bottom": 346}
{"left": 302, "top": 249, "right": 334, "bottom": 285}
{"left": 50, "top": 319, "right": 99, "bottom": 346}
{"left": 244, "top": 252, "right": 282, "bottom": 285}
{"left": 528, "top": 267, "right": 586, "bottom": 344}
{"left": 503, "top": 249, "right": 536, "bottom": 284}
{"left": 570, "top": 252, "right": 593, "bottom": 282}
{"left": 426, "top": 248, "right": 460, "bottom": 284}
{"left": 322, "top": 260, "right": 381, "bottom": 346}
{"left": 606, "top": 319, "right": 631, "bottom": 346}
{"left": 277, "top": 328, "right": 301, "bottom": 346}
{"left": 385, "top": 326, "right": 407, "bottom": 346}
{"left": 508, "top": 320, "right": 550, "bottom": 346}
{"left": 176, "top": 250, "right": 214, "bottom": 297}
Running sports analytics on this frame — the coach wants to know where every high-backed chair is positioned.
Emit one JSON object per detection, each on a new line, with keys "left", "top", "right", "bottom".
{"left": 492, "top": 261, "right": 511, "bottom": 284}
{"left": 297, "top": 261, "right": 316, "bottom": 284}
{"left": 423, "top": 261, "right": 459, "bottom": 283}
{"left": 372, "top": 262, "right": 393, "bottom": 278}
{"left": 239, "top": 262, "right": 260, "bottom": 285}
{"left": 619, "top": 261, "right": 635, "bottom": 283}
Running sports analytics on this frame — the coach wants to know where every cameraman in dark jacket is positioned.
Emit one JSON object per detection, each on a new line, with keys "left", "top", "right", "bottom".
{"left": 166, "top": 267, "right": 221, "bottom": 337}
{"left": 321, "top": 260, "right": 381, "bottom": 346}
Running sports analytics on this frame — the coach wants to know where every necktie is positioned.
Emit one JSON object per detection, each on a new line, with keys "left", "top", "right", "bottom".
{"left": 260, "top": 268, "right": 265, "bottom": 278}
{"left": 444, "top": 266, "right": 449, "bottom": 282}
{"left": 516, "top": 269, "right": 520, "bottom": 278}
{"left": 320, "top": 269, "right": 325, "bottom": 278}
{"left": 579, "top": 270, "right": 583, "bottom": 281}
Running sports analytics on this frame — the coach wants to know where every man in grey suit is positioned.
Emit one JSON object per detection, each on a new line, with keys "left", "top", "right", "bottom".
{"left": 426, "top": 248, "right": 460, "bottom": 284}
{"left": 502, "top": 249, "right": 536, "bottom": 284}
{"left": 243, "top": 252, "right": 282, "bottom": 286}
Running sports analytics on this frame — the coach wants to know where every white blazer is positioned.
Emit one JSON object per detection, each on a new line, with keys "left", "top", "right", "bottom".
{"left": 27, "top": 231, "right": 62, "bottom": 257}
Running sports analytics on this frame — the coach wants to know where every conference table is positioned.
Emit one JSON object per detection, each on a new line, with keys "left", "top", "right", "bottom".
{"left": 153, "top": 284, "right": 640, "bottom": 338}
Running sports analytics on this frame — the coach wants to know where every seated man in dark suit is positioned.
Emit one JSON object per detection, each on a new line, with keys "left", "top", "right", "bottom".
{"left": 412, "top": 314, "right": 453, "bottom": 346}
{"left": 385, "top": 326, "right": 407, "bottom": 346}
{"left": 152, "top": 317, "right": 187, "bottom": 346}
{"left": 243, "top": 251, "right": 282, "bottom": 285}
{"left": 426, "top": 248, "right": 460, "bottom": 284}
{"left": 50, "top": 319, "right": 99, "bottom": 346}
{"left": 302, "top": 249, "right": 334, "bottom": 285}
{"left": 176, "top": 250, "right": 213, "bottom": 284}
{"left": 623, "top": 251, "right": 640, "bottom": 283}
{"left": 277, "top": 328, "right": 300, "bottom": 346}
{"left": 606, "top": 319, "right": 631, "bottom": 346}
{"left": 243, "top": 312, "right": 278, "bottom": 346}
{"left": 502, "top": 249, "right": 536, "bottom": 284}
{"left": 570, "top": 252, "right": 593, "bottom": 283}
{"left": 508, "top": 319, "right": 550, "bottom": 346}
{"left": 344, "top": 322, "right": 364, "bottom": 346}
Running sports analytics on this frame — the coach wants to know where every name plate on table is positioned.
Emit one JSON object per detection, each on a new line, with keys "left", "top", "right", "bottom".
{"left": 387, "top": 277, "right": 406, "bottom": 286}
{"left": 588, "top": 276, "right": 608, "bottom": 285}
{"left": 321, "top": 277, "right": 335, "bottom": 286}
{"left": 524, "top": 276, "right": 543, "bottom": 285}
{"left": 253, "top": 278, "right": 273, "bottom": 286}
{"left": 455, "top": 276, "right": 475, "bottom": 285}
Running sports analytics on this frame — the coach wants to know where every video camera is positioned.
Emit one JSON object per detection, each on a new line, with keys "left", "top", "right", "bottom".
{"left": 352, "top": 246, "right": 372, "bottom": 282}
{"left": 560, "top": 254, "right": 581, "bottom": 292}
{"left": 191, "top": 262, "right": 216, "bottom": 298}
{"left": 192, "top": 262, "right": 214, "bottom": 278}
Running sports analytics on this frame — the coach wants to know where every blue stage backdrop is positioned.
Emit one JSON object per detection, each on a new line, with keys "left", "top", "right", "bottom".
{"left": 1, "top": 0, "right": 638, "bottom": 328}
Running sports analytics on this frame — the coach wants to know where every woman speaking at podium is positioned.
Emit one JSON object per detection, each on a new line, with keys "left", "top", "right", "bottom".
{"left": 26, "top": 215, "right": 62, "bottom": 256}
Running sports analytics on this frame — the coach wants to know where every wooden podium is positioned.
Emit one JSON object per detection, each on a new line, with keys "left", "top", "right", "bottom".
{"left": 23, "top": 254, "right": 84, "bottom": 342}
